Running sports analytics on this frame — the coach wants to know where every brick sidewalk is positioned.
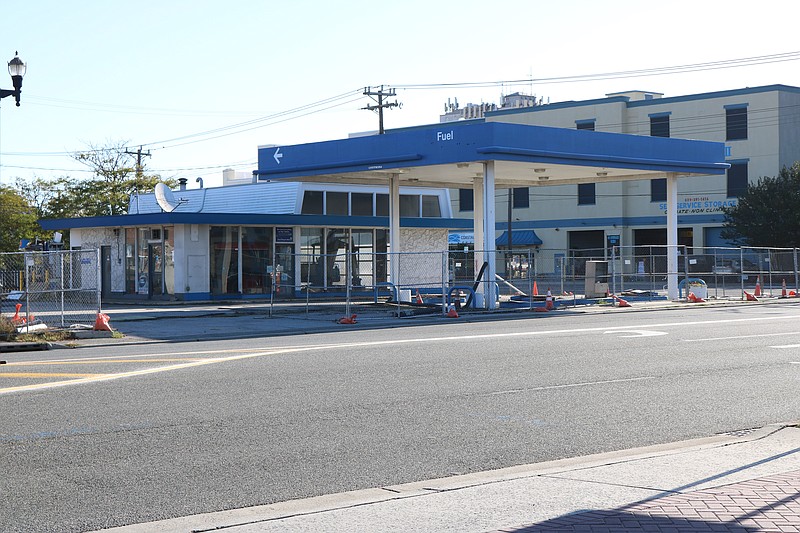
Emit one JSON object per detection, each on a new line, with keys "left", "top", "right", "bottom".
{"left": 501, "top": 470, "right": 800, "bottom": 532}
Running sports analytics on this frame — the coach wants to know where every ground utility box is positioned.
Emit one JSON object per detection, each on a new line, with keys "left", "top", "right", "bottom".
{"left": 585, "top": 260, "right": 609, "bottom": 298}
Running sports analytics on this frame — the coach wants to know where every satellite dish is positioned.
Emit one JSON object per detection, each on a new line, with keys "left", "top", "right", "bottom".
{"left": 154, "top": 182, "right": 186, "bottom": 212}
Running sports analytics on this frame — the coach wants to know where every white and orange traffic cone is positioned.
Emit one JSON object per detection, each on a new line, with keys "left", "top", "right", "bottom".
{"left": 446, "top": 303, "right": 459, "bottom": 318}
{"left": 744, "top": 291, "right": 758, "bottom": 302}
{"left": 613, "top": 294, "right": 631, "bottom": 307}
{"left": 336, "top": 314, "right": 358, "bottom": 324}
{"left": 415, "top": 290, "right": 423, "bottom": 304}
{"left": 545, "top": 289, "right": 554, "bottom": 310}
{"left": 754, "top": 275, "right": 762, "bottom": 297}
{"left": 781, "top": 279, "right": 787, "bottom": 298}
{"left": 687, "top": 291, "right": 705, "bottom": 303}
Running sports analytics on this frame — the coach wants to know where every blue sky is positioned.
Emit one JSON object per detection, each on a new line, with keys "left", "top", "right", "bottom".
{"left": 2, "top": 0, "right": 799, "bottom": 188}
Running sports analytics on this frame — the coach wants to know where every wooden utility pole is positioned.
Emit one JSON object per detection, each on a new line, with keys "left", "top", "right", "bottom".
{"left": 362, "top": 86, "right": 400, "bottom": 134}
{"left": 124, "top": 146, "right": 151, "bottom": 178}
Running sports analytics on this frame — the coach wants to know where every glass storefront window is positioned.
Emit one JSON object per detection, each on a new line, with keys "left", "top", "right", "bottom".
{"left": 137, "top": 228, "right": 149, "bottom": 295}
{"left": 125, "top": 228, "right": 136, "bottom": 294}
{"left": 241, "top": 226, "right": 272, "bottom": 294}
{"left": 164, "top": 226, "right": 174, "bottom": 295}
{"left": 210, "top": 226, "right": 240, "bottom": 294}
{"left": 351, "top": 230, "right": 373, "bottom": 288}
{"left": 326, "top": 228, "right": 348, "bottom": 287}
{"left": 301, "top": 228, "right": 324, "bottom": 288}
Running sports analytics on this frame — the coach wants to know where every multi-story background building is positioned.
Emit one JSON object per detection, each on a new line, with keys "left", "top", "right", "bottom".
{"left": 447, "top": 84, "right": 800, "bottom": 256}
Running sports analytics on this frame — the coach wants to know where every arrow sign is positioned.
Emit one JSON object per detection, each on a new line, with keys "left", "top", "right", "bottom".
{"left": 603, "top": 330, "right": 667, "bottom": 338}
{"left": 273, "top": 147, "right": 283, "bottom": 164}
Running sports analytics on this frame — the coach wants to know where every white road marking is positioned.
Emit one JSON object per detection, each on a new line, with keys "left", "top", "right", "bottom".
{"left": 5, "top": 311, "right": 800, "bottom": 394}
{"left": 687, "top": 332, "right": 800, "bottom": 342}
{"left": 485, "top": 376, "right": 656, "bottom": 396}
{"left": 603, "top": 330, "right": 667, "bottom": 338}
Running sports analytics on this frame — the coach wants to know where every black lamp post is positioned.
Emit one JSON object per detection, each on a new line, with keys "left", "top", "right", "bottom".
{"left": 0, "top": 52, "right": 26, "bottom": 107}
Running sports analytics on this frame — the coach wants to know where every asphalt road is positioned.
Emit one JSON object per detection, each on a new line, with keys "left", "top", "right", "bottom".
{"left": 1, "top": 303, "right": 799, "bottom": 532}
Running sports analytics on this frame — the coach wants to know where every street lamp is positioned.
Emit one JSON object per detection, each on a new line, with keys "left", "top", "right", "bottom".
{"left": 0, "top": 52, "right": 26, "bottom": 107}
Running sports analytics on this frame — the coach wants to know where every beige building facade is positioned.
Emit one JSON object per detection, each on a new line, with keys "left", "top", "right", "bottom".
{"left": 449, "top": 85, "right": 800, "bottom": 254}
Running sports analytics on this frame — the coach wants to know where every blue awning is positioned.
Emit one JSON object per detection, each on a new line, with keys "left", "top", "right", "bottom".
{"left": 495, "top": 230, "right": 542, "bottom": 247}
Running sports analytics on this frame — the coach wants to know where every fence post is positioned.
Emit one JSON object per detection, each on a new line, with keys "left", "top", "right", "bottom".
{"left": 740, "top": 248, "right": 745, "bottom": 298}
{"left": 96, "top": 248, "right": 102, "bottom": 314}
{"left": 60, "top": 251, "right": 66, "bottom": 328}
{"left": 795, "top": 248, "right": 799, "bottom": 294}
{"left": 611, "top": 246, "right": 617, "bottom": 297}
{"left": 441, "top": 251, "right": 447, "bottom": 315}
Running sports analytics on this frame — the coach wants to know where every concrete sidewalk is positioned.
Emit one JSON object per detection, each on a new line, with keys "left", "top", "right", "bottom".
{"left": 95, "top": 424, "right": 800, "bottom": 533}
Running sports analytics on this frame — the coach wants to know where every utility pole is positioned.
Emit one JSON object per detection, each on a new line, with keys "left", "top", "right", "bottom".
{"left": 124, "top": 146, "right": 151, "bottom": 178}
{"left": 362, "top": 86, "right": 401, "bottom": 134}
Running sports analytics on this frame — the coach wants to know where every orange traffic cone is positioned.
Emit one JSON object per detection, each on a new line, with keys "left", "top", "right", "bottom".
{"left": 337, "top": 314, "right": 358, "bottom": 324}
{"left": 754, "top": 276, "right": 762, "bottom": 297}
{"left": 613, "top": 295, "right": 631, "bottom": 307}
{"left": 545, "top": 289, "right": 554, "bottom": 310}
{"left": 415, "top": 290, "right": 423, "bottom": 304}
{"left": 781, "top": 279, "right": 787, "bottom": 298}
{"left": 93, "top": 312, "right": 113, "bottom": 331}
{"left": 791, "top": 290, "right": 798, "bottom": 297}
{"left": 446, "top": 303, "right": 459, "bottom": 318}
{"left": 744, "top": 291, "right": 758, "bottom": 302}
{"left": 11, "top": 303, "right": 25, "bottom": 325}
{"left": 532, "top": 281, "right": 539, "bottom": 296}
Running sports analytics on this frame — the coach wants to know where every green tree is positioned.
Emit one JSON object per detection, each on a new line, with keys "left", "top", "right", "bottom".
{"left": 0, "top": 186, "right": 40, "bottom": 251}
{"left": 721, "top": 162, "right": 800, "bottom": 247}
{"left": 42, "top": 141, "right": 169, "bottom": 219}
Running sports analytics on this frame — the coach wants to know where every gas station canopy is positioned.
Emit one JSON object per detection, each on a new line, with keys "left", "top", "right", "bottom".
{"left": 254, "top": 120, "right": 728, "bottom": 306}
{"left": 254, "top": 121, "right": 728, "bottom": 186}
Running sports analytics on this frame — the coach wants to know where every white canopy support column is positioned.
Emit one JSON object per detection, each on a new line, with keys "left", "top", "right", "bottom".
{"left": 666, "top": 172, "right": 679, "bottom": 300}
{"left": 389, "top": 173, "right": 401, "bottom": 287}
{"left": 483, "top": 161, "right": 498, "bottom": 309}
{"left": 472, "top": 175, "right": 485, "bottom": 306}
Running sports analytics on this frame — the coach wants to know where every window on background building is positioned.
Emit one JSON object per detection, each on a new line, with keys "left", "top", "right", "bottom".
{"left": 512, "top": 187, "right": 529, "bottom": 209}
{"left": 651, "top": 178, "right": 667, "bottom": 202}
{"left": 578, "top": 183, "right": 596, "bottom": 205}
{"left": 400, "top": 194, "right": 420, "bottom": 217}
{"left": 326, "top": 191, "right": 348, "bottom": 215}
{"left": 421, "top": 195, "right": 441, "bottom": 217}
{"left": 727, "top": 162, "right": 749, "bottom": 197}
{"left": 726, "top": 105, "right": 748, "bottom": 140}
{"left": 576, "top": 120, "right": 595, "bottom": 131}
{"left": 459, "top": 189, "right": 474, "bottom": 211}
{"left": 301, "top": 191, "right": 323, "bottom": 214}
{"left": 351, "top": 192, "right": 373, "bottom": 216}
{"left": 650, "top": 114, "right": 670, "bottom": 137}
{"left": 376, "top": 194, "right": 389, "bottom": 216}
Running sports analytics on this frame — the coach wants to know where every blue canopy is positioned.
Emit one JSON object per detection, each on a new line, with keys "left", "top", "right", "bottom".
{"left": 495, "top": 230, "right": 543, "bottom": 247}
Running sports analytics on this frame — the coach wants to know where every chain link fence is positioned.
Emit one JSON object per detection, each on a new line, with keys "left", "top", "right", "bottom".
{"left": 0, "top": 249, "right": 101, "bottom": 329}
{"left": 262, "top": 245, "right": 800, "bottom": 317}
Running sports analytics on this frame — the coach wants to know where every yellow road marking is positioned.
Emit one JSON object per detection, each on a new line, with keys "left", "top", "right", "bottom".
{"left": 0, "top": 348, "right": 310, "bottom": 395}
{"left": 6, "top": 358, "right": 204, "bottom": 365}
{"left": 0, "top": 372, "right": 103, "bottom": 378}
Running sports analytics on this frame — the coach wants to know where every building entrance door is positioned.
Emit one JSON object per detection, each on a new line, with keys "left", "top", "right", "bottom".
{"left": 149, "top": 243, "right": 163, "bottom": 297}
